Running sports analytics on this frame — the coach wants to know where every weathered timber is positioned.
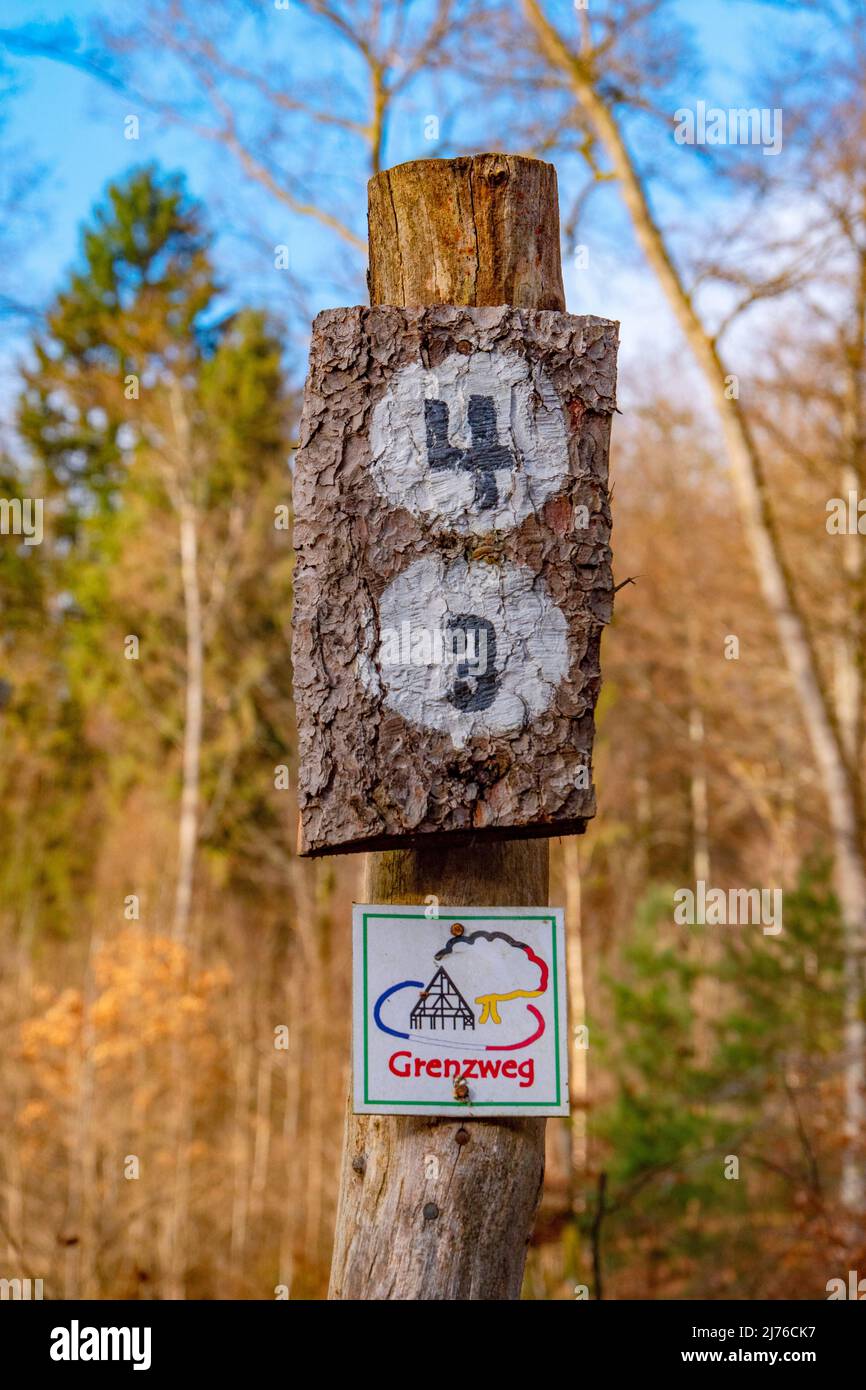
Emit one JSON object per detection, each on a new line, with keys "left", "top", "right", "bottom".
{"left": 293, "top": 304, "right": 617, "bottom": 856}
{"left": 325, "top": 155, "right": 614, "bottom": 1301}
{"left": 367, "top": 153, "right": 566, "bottom": 311}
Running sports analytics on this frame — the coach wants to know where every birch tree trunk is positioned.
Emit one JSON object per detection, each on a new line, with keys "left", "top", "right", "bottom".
{"left": 328, "top": 155, "right": 564, "bottom": 1300}
{"left": 835, "top": 245, "right": 866, "bottom": 771}
{"left": 522, "top": 0, "right": 866, "bottom": 1213}
{"left": 835, "top": 248, "right": 866, "bottom": 1214}
{"left": 175, "top": 498, "right": 203, "bottom": 947}
{"left": 563, "top": 836, "right": 588, "bottom": 1209}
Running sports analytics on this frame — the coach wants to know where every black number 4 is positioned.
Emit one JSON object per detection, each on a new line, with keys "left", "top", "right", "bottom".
{"left": 424, "top": 395, "right": 515, "bottom": 511}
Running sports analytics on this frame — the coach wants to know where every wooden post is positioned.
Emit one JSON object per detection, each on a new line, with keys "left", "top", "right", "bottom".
{"left": 328, "top": 154, "right": 564, "bottom": 1301}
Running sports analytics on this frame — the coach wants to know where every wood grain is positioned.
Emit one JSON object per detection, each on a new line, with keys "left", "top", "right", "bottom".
{"left": 367, "top": 153, "right": 566, "bottom": 311}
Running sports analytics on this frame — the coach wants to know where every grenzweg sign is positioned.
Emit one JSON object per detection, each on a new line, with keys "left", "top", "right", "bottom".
{"left": 352, "top": 905, "right": 568, "bottom": 1117}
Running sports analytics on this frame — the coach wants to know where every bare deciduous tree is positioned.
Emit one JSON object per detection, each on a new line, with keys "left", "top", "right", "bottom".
{"left": 509, "top": 0, "right": 866, "bottom": 1212}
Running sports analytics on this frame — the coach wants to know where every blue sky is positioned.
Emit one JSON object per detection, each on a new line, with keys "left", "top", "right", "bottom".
{"left": 0, "top": 0, "right": 818, "bottom": 414}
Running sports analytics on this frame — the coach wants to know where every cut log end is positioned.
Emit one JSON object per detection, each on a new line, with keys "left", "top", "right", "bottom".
{"left": 368, "top": 153, "right": 566, "bottom": 312}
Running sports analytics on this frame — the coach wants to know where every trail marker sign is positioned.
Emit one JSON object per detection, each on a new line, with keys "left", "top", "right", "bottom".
{"left": 352, "top": 904, "right": 569, "bottom": 1117}
{"left": 292, "top": 304, "right": 618, "bottom": 856}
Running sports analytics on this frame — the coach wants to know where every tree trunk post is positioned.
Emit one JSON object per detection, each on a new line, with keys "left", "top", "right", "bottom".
{"left": 327, "top": 154, "right": 565, "bottom": 1300}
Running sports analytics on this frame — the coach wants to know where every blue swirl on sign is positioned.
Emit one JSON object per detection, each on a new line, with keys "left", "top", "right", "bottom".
{"left": 373, "top": 980, "right": 424, "bottom": 1039}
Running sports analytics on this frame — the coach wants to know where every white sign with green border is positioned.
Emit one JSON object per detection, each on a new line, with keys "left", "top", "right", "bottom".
{"left": 352, "top": 904, "right": 569, "bottom": 1117}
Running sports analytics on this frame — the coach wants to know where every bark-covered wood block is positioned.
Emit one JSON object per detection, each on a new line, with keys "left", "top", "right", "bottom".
{"left": 292, "top": 305, "right": 618, "bottom": 856}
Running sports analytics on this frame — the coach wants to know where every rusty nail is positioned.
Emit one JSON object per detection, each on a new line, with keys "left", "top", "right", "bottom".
{"left": 450, "top": 922, "right": 465, "bottom": 937}
{"left": 455, "top": 1127, "right": 470, "bottom": 1146}
{"left": 423, "top": 1202, "right": 440, "bottom": 1221}
{"left": 454, "top": 1081, "right": 469, "bottom": 1100}
{"left": 352, "top": 1155, "right": 366, "bottom": 1175}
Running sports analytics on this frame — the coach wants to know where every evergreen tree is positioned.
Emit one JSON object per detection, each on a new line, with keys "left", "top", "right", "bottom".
{"left": 589, "top": 863, "right": 845, "bottom": 1297}
{"left": 9, "top": 165, "right": 294, "bottom": 938}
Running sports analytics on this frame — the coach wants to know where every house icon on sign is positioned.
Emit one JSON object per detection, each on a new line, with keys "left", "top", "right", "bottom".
{"left": 410, "top": 967, "right": 475, "bottom": 1032}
